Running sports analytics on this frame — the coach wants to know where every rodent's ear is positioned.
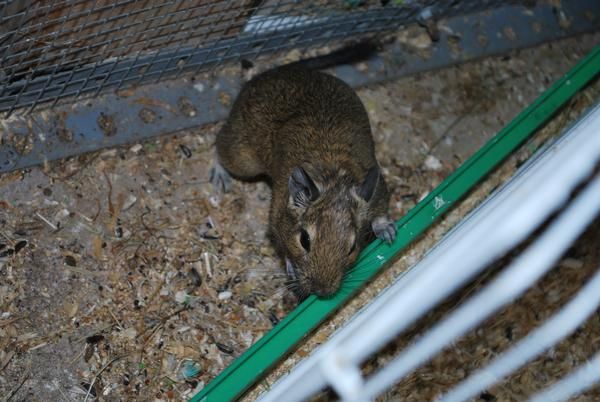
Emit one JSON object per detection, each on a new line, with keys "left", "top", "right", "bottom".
{"left": 288, "top": 167, "right": 320, "bottom": 208}
{"left": 357, "top": 166, "right": 379, "bottom": 202}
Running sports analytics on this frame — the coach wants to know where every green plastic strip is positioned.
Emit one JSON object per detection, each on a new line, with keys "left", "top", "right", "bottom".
{"left": 192, "top": 46, "right": 600, "bottom": 402}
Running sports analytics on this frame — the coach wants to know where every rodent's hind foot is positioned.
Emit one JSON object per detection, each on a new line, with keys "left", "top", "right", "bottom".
{"left": 209, "top": 160, "right": 232, "bottom": 193}
{"left": 372, "top": 216, "right": 396, "bottom": 244}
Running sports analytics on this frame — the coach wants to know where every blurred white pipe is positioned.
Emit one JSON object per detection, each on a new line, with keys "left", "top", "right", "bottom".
{"left": 527, "top": 352, "right": 600, "bottom": 402}
{"left": 438, "top": 263, "right": 600, "bottom": 402}
{"left": 358, "top": 173, "right": 600, "bottom": 401}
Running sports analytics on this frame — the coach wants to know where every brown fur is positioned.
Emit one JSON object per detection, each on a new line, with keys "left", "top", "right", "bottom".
{"left": 214, "top": 65, "right": 393, "bottom": 298}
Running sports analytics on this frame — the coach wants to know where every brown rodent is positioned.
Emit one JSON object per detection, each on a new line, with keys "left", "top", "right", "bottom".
{"left": 210, "top": 61, "right": 396, "bottom": 298}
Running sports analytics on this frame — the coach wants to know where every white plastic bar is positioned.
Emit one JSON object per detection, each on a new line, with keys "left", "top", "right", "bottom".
{"left": 257, "top": 104, "right": 600, "bottom": 402}
{"left": 339, "top": 104, "right": 600, "bottom": 368}
{"left": 527, "top": 352, "right": 600, "bottom": 402}
{"left": 438, "top": 264, "right": 600, "bottom": 402}
{"left": 340, "top": 104, "right": 600, "bottom": 366}
{"left": 320, "top": 351, "right": 365, "bottom": 401}
{"left": 357, "top": 173, "right": 600, "bottom": 401}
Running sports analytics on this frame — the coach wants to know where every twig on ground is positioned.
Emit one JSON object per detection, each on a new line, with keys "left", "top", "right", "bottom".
{"left": 83, "top": 355, "right": 127, "bottom": 402}
{"left": 3, "top": 369, "right": 30, "bottom": 402}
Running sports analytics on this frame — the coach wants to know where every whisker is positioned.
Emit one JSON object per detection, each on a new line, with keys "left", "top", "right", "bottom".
{"left": 269, "top": 284, "right": 299, "bottom": 300}
{"left": 265, "top": 278, "right": 300, "bottom": 299}
{"left": 265, "top": 287, "right": 287, "bottom": 300}
{"left": 253, "top": 273, "right": 289, "bottom": 279}
{"left": 246, "top": 266, "right": 283, "bottom": 273}
{"left": 283, "top": 279, "right": 300, "bottom": 290}
{"left": 245, "top": 267, "right": 288, "bottom": 278}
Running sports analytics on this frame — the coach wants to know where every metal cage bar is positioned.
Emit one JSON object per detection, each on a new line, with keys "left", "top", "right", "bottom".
{"left": 1, "top": 0, "right": 535, "bottom": 116}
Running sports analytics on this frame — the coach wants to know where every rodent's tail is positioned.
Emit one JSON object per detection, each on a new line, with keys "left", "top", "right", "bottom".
{"left": 286, "top": 40, "right": 378, "bottom": 70}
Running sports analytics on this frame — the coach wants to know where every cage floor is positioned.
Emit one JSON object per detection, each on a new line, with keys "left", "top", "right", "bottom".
{"left": 1, "top": 32, "right": 599, "bottom": 401}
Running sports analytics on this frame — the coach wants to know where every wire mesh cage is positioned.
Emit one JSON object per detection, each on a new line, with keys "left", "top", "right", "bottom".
{"left": 0, "top": 0, "right": 515, "bottom": 116}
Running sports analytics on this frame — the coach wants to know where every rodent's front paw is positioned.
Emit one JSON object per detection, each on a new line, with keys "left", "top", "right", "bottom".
{"left": 372, "top": 216, "right": 396, "bottom": 244}
{"left": 209, "top": 161, "right": 232, "bottom": 193}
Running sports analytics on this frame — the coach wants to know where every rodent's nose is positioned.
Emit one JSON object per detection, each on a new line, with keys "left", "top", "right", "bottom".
{"left": 311, "top": 283, "right": 338, "bottom": 299}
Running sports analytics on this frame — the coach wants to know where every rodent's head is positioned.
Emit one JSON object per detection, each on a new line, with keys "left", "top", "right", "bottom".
{"left": 281, "top": 165, "right": 379, "bottom": 299}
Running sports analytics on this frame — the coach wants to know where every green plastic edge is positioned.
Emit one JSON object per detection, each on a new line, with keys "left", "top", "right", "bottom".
{"left": 191, "top": 46, "right": 600, "bottom": 402}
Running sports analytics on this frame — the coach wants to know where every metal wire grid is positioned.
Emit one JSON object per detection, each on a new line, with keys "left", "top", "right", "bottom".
{"left": 0, "top": 0, "right": 515, "bottom": 116}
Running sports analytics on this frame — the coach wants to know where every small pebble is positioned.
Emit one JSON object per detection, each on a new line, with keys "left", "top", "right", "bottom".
{"left": 181, "top": 360, "right": 201, "bottom": 379}
{"left": 218, "top": 291, "right": 232, "bottom": 300}
{"left": 179, "top": 144, "right": 192, "bottom": 158}
{"left": 130, "top": 144, "right": 143, "bottom": 154}
{"left": 86, "top": 334, "right": 105, "bottom": 344}
{"left": 209, "top": 195, "right": 220, "bottom": 208}
{"left": 121, "top": 327, "right": 137, "bottom": 339}
{"left": 215, "top": 342, "right": 234, "bottom": 355}
{"left": 175, "top": 291, "right": 190, "bottom": 304}
{"left": 190, "top": 267, "right": 202, "bottom": 287}
{"left": 14, "top": 240, "right": 27, "bottom": 253}
{"left": 64, "top": 255, "right": 77, "bottom": 266}
{"left": 0, "top": 248, "right": 13, "bottom": 258}
{"left": 424, "top": 155, "right": 442, "bottom": 171}
{"left": 559, "top": 258, "right": 583, "bottom": 269}
{"left": 122, "top": 194, "right": 138, "bottom": 211}
{"left": 268, "top": 310, "right": 279, "bottom": 326}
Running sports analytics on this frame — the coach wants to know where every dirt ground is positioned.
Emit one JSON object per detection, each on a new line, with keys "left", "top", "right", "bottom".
{"left": 1, "top": 31, "right": 599, "bottom": 402}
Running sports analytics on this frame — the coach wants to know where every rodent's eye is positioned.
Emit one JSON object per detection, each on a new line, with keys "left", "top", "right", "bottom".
{"left": 348, "top": 241, "right": 356, "bottom": 255}
{"left": 299, "top": 228, "right": 311, "bottom": 252}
